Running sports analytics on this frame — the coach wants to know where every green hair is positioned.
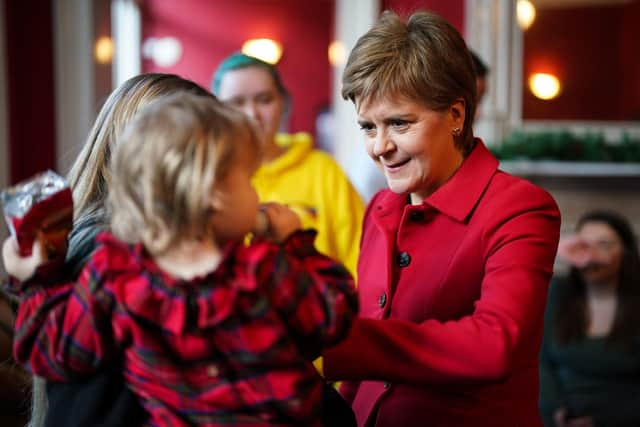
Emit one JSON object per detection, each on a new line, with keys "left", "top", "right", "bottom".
{"left": 211, "top": 52, "right": 289, "bottom": 101}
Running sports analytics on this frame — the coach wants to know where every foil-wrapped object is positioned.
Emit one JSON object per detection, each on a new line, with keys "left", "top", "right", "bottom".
{"left": 1, "top": 170, "right": 73, "bottom": 257}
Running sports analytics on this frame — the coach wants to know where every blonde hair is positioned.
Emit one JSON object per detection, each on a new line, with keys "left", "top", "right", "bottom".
{"left": 342, "top": 10, "right": 477, "bottom": 154}
{"left": 67, "top": 74, "right": 212, "bottom": 225}
{"left": 109, "top": 93, "right": 261, "bottom": 254}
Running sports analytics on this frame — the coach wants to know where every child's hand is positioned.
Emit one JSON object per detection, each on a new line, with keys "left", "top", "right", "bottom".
{"left": 2, "top": 236, "right": 48, "bottom": 281}
{"left": 256, "top": 203, "right": 301, "bottom": 243}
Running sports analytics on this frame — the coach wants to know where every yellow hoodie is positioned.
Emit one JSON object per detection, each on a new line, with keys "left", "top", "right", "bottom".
{"left": 253, "top": 132, "right": 364, "bottom": 278}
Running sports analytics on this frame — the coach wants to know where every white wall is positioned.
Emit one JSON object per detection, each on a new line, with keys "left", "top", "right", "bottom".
{"left": 53, "top": 0, "right": 95, "bottom": 175}
{"left": 332, "top": 0, "right": 382, "bottom": 201}
{"left": 465, "top": 0, "right": 522, "bottom": 145}
{"left": 112, "top": 0, "right": 141, "bottom": 87}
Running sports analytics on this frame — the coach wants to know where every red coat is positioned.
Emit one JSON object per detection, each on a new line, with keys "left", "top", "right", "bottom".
{"left": 324, "top": 140, "right": 561, "bottom": 427}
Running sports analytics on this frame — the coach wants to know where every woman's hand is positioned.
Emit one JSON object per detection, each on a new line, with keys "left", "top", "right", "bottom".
{"left": 254, "top": 203, "right": 301, "bottom": 243}
{"left": 566, "top": 416, "right": 594, "bottom": 427}
{"left": 553, "top": 408, "right": 594, "bottom": 427}
{"left": 557, "top": 233, "right": 613, "bottom": 270}
{"left": 2, "top": 236, "right": 47, "bottom": 281}
{"left": 557, "top": 234, "right": 591, "bottom": 268}
{"left": 553, "top": 408, "right": 570, "bottom": 427}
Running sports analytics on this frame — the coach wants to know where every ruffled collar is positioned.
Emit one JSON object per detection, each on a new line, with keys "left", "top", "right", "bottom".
{"left": 95, "top": 233, "right": 260, "bottom": 334}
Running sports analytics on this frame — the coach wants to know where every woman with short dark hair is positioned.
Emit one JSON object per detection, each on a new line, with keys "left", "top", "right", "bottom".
{"left": 322, "top": 10, "right": 561, "bottom": 427}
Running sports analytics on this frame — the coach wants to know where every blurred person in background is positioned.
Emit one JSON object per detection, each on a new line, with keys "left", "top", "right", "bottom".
{"left": 212, "top": 53, "right": 364, "bottom": 279}
{"left": 540, "top": 210, "right": 640, "bottom": 427}
{"left": 321, "top": 10, "right": 561, "bottom": 427}
{"left": 470, "top": 49, "right": 489, "bottom": 106}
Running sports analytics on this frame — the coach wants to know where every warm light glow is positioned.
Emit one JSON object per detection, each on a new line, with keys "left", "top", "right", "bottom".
{"left": 94, "top": 36, "right": 113, "bottom": 64}
{"left": 241, "top": 38, "right": 283, "bottom": 64}
{"left": 328, "top": 40, "right": 347, "bottom": 66}
{"left": 142, "top": 37, "right": 183, "bottom": 68}
{"left": 517, "top": 0, "right": 536, "bottom": 30}
{"left": 529, "top": 73, "right": 561, "bottom": 100}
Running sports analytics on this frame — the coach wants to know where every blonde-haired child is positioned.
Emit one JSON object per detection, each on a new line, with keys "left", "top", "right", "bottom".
{"left": 3, "top": 93, "right": 358, "bottom": 426}
{"left": 24, "top": 73, "right": 215, "bottom": 427}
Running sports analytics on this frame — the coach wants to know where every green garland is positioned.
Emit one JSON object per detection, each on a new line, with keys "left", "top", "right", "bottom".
{"left": 489, "top": 130, "right": 640, "bottom": 162}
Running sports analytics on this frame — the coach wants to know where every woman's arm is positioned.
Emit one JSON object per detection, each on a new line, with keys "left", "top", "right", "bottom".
{"left": 324, "top": 191, "right": 560, "bottom": 385}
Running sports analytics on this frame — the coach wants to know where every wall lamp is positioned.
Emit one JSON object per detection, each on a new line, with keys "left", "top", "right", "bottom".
{"left": 529, "top": 73, "right": 561, "bottom": 100}
{"left": 517, "top": 0, "right": 536, "bottom": 30}
{"left": 241, "top": 38, "right": 283, "bottom": 64}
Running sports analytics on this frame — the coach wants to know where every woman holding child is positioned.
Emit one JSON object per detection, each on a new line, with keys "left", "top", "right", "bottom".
{"left": 3, "top": 8, "right": 564, "bottom": 426}
{"left": 23, "top": 73, "right": 214, "bottom": 427}
{"left": 3, "top": 93, "right": 358, "bottom": 426}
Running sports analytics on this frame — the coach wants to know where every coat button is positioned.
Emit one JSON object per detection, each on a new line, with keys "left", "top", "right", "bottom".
{"left": 383, "top": 382, "right": 390, "bottom": 389}
{"left": 378, "top": 292, "right": 387, "bottom": 308}
{"left": 207, "top": 365, "right": 219, "bottom": 376}
{"left": 397, "top": 251, "right": 411, "bottom": 267}
{"left": 409, "top": 210, "right": 423, "bottom": 221}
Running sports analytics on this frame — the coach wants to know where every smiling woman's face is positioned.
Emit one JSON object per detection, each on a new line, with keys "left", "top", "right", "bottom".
{"left": 357, "top": 95, "right": 465, "bottom": 205}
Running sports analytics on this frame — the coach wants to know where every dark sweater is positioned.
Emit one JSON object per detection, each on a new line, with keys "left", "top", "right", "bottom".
{"left": 44, "top": 215, "right": 147, "bottom": 427}
{"left": 539, "top": 278, "right": 640, "bottom": 427}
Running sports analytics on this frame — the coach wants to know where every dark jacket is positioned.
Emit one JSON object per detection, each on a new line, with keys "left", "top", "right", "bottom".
{"left": 0, "top": 291, "right": 31, "bottom": 427}
{"left": 44, "top": 214, "right": 147, "bottom": 427}
{"left": 539, "top": 277, "right": 640, "bottom": 427}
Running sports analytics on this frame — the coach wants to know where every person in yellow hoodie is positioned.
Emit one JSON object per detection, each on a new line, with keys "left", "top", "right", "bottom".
{"left": 212, "top": 53, "right": 364, "bottom": 278}
{"left": 213, "top": 51, "right": 362, "bottom": 427}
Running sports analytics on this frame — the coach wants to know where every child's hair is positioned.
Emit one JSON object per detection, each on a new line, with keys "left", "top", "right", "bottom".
{"left": 109, "top": 93, "right": 261, "bottom": 254}
{"left": 67, "top": 74, "right": 213, "bottom": 225}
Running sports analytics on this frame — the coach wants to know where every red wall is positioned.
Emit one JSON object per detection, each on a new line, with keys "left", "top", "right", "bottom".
{"left": 381, "top": 0, "right": 464, "bottom": 33}
{"left": 523, "top": 3, "right": 639, "bottom": 121}
{"left": 5, "top": 0, "right": 56, "bottom": 183}
{"left": 140, "top": 0, "right": 334, "bottom": 135}
{"left": 618, "top": 1, "right": 640, "bottom": 120}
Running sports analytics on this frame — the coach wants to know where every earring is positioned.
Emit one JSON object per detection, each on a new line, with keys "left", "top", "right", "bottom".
{"left": 452, "top": 127, "right": 461, "bottom": 137}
